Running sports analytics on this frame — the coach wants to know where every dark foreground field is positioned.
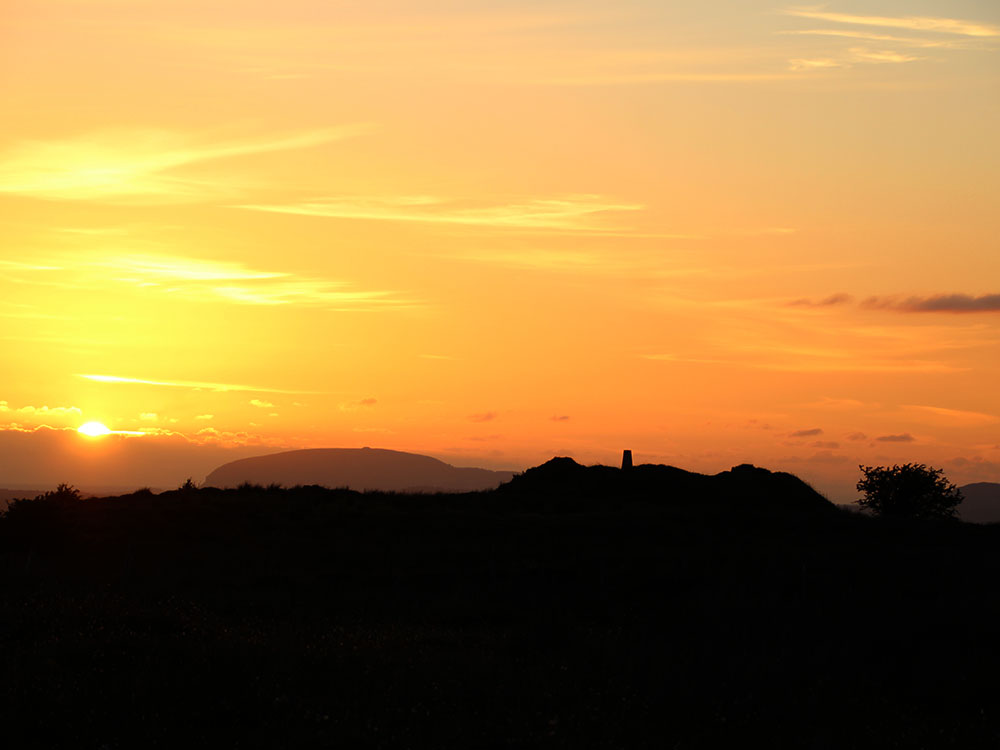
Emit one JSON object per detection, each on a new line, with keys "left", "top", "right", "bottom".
{"left": 2, "top": 462, "right": 999, "bottom": 748}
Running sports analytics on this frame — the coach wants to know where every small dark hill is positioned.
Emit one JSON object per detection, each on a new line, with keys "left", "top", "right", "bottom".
{"left": 499, "top": 457, "right": 834, "bottom": 514}
{"left": 959, "top": 483, "right": 1000, "bottom": 523}
{"left": 204, "top": 447, "right": 514, "bottom": 492}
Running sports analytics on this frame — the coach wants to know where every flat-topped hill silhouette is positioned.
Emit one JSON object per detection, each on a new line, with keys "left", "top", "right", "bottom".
{"left": 204, "top": 447, "right": 515, "bottom": 492}
{"left": 500, "top": 456, "right": 835, "bottom": 514}
{"left": 958, "top": 482, "right": 1000, "bottom": 523}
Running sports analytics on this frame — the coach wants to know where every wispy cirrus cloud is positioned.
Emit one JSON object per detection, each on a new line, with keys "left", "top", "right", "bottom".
{"left": 789, "top": 47, "right": 923, "bottom": 71}
{"left": 787, "top": 293, "right": 853, "bottom": 307}
{"left": 236, "top": 194, "right": 643, "bottom": 232}
{"left": 78, "top": 374, "right": 316, "bottom": 394}
{"left": 206, "top": 281, "right": 406, "bottom": 310}
{"left": 98, "top": 254, "right": 283, "bottom": 282}
{"left": 0, "top": 260, "right": 64, "bottom": 272}
{"left": 642, "top": 352, "right": 961, "bottom": 374}
{"left": 901, "top": 405, "right": 999, "bottom": 425}
{"left": 0, "top": 125, "right": 370, "bottom": 202}
{"left": 849, "top": 48, "right": 922, "bottom": 64}
{"left": 863, "top": 294, "right": 1000, "bottom": 313}
{"left": 4, "top": 252, "right": 413, "bottom": 311}
{"left": 781, "top": 6, "right": 997, "bottom": 73}
{"left": 782, "top": 8, "right": 1000, "bottom": 38}
{"left": 782, "top": 29, "right": 972, "bottom": 49}
{"left": 788, "top": 57, "right": 848, "bottom": 71}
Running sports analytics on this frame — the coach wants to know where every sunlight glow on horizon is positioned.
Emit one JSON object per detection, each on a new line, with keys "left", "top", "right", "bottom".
{"left": 78, "top": 422, "right": 112, "bottom": 437}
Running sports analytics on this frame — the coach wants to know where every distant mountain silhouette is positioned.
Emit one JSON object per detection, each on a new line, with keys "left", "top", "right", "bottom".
{"left": 204, "top": 448, "right": 515, "bottom": 492}
{"left": 499, "top": 457, "right": 835, "bottom": 514}
{"left": 958, "top": 483, "right": 1000, "bottom": 523}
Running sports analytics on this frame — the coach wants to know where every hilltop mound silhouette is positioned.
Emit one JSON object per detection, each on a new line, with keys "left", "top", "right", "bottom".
{"left": 204, "top": 447, "right": 514, "bottom": 492}
{"left": 500, "top": 457, "right": 834, "bottom": 514}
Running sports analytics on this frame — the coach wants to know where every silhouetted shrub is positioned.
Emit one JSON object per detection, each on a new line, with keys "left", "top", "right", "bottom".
{"left": 1, "top": 483, "right": 82, "bottom": 523}
{"left": 38, "top": 483, "right": 82, "bottom": 503}
{"left": 857, "top": 464, "right": 962, "bottom": 520}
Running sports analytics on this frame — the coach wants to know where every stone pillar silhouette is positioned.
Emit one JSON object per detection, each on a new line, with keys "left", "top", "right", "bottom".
{"left": 621, "top": 450, "right": 633, "bottom": 470}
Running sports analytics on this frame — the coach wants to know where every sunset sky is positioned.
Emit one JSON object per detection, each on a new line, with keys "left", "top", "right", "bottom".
{"left": 2, "top": 0, "right": 998, "bottom": 500}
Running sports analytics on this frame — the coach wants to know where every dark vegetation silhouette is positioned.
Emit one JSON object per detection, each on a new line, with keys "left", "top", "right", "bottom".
{"left": 2, "top": 457, "right": 1000, "bottom": 748}
{"left": 857, "top": 463, "right": 963, "bottom": 520}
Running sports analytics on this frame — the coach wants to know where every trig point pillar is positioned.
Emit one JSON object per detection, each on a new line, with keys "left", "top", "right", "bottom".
{"left": 621, "top": 450, "right": 633, "bottom": 470}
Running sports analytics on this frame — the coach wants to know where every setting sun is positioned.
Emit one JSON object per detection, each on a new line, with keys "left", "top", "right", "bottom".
{"left": 78, "top": 421, "right": 111, "bottom": 437}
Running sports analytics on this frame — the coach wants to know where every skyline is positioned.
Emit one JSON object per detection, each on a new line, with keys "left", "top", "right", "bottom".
{"left": 2, "top": 0, "right": 999, "bottom": 501}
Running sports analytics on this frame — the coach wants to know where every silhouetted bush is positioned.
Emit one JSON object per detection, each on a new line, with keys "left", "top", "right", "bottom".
{"left": 857, "top": 463, "right": 963, "bottom": 520}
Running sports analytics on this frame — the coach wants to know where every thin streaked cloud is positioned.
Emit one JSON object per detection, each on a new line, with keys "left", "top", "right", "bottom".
{"left": 535, "top": 71, "right": 800, "bottom": 86}
{"left": 0, "top": 125, "right": 371, "bottom": 202}
{"left": 850, "top": 48, "right": 922, "bottom": 64}
{"left": 236, "top": 195, "right": 643, "bottom": 232}
{"left": 863, "top": 294, "right": 1000, "bottom": 313}
{"left": 789, "top": 47, "right": 923, "bottom": 71}
{"left": 789, "top": 57, "right": 848, "bottom": 71}
{"left": 2, "top": 252, "right": 414, "bottom": 311}
{"left": 97, "top": 254, "right": 283, "bottom": 282}
{"left": 787, "top": 293, "right": 853, "bottom": 308}
{"left": 782, "top": 8, "right": 1000, "bottom": 38}
{"left": 781, "top": 29, "right": 973, "bottom": 49}
{"left": 78, "top": 373, "right": 318, "bottom": 394}
{"left": 642, "top": 352, "right": 963, "bottom": 374}
{"left": 901, "top": 405, "right": 999, "bottom": 424}
{"left": 0, "top": 260, "right": 64, "bottom": 272}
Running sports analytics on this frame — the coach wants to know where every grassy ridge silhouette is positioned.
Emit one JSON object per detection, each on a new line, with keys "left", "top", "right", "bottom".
{"left": 1, "top": 459, "right": 998, "bottom": 747}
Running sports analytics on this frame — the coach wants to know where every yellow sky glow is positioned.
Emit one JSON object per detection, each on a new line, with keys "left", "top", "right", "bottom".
{"left": 3, "top": 0, "right": 1000, "bottom": 500}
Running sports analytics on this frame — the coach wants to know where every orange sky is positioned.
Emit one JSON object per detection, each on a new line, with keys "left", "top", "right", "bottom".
{"left": 2, "top": 0, "right": 999, "bottom": 500}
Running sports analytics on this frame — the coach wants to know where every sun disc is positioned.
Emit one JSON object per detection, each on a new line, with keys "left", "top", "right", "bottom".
{"left": 78, "top": 421, "right": 112, "bottom": 437}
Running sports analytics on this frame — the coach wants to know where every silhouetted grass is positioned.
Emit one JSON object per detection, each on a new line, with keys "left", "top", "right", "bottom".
{"left": 1, "top": 470, "right": 999, "bottom": 748}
